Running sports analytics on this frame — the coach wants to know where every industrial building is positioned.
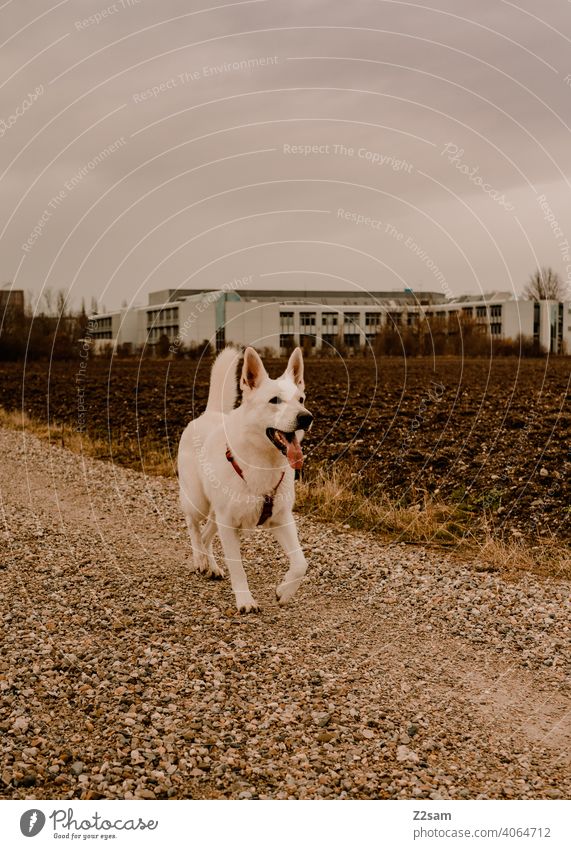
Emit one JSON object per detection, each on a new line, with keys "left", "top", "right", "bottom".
{"left": 88, "top": 286, "right": 570, "bottom": 355}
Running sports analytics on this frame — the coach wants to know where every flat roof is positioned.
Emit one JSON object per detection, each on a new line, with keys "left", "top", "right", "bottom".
{"left": 152, "top": 287, "right": 447, "bottom": 305}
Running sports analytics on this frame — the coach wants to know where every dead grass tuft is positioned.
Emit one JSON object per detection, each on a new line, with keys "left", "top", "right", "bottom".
{"left": 0, "top": 407, "right": 174, "bottom": 477}
{"left": 471, "top": 528, "right": 571, "bottom": 580}
{"left": 296, "top": 464, "right": 468, "bottom": 543}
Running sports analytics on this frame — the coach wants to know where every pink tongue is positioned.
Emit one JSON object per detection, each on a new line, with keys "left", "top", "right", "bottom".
{"left": 286, "top": 434, "right": 304, "bottom": 470}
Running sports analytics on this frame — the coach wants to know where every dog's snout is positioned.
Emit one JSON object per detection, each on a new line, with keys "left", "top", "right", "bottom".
{"left": 297, "top": 412, "right": 313, "bottom": 431}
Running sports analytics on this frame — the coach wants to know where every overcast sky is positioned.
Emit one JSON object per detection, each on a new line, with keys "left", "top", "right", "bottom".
{"left": 1, "top": 0, "right": 570, "bottom": 310}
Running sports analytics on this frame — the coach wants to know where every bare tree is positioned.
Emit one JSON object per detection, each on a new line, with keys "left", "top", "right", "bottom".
{"left": 56, "top": 288, "right": 68, "bottom": 317}
{"left": 524, "top": 266, "right": 564, "bottom": 300}
{"left": 41, "top": 287, "right": 54, "bottom": 315}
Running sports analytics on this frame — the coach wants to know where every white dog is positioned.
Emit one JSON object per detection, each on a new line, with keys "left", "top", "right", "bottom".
{"left": 178, "top": 346, "right": 313, "bottom": 613}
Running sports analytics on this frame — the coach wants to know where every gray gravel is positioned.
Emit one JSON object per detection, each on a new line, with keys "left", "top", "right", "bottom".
{"left": 1, "top": 426, "right": 570, "bottom": 800}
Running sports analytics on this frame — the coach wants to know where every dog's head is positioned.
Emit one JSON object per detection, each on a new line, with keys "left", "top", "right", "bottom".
{"left": 239, "top": 346, "right": 313, "bottom": 470}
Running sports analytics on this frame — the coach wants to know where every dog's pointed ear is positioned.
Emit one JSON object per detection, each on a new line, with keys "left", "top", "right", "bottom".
{"left": 240, "top": 346, "right": 268, "bottom": 391}
{"left": 285, "top": 346, "right": 304, "bottom": 390}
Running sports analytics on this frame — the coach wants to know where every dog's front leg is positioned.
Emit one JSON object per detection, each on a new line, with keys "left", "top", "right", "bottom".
{"left": 216, "top": 522, "right": 259, "bottom": 613}
{"left": 271, "top": 517, "right": 308, "bottom": 605}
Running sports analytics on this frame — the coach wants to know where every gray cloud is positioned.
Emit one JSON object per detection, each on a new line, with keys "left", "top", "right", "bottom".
{"left": 1, "top": 0, "right": 570, "bottom": 308}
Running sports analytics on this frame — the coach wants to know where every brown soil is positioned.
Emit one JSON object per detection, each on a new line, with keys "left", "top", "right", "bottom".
{"left": 0, "top": 355, "right": 569, "bottom": 540}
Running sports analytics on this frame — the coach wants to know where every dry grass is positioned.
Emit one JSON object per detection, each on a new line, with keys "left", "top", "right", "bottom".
{"left": 2, "top": 406, "right": 569, "bottom": 578}
{"left": 470, "top": 530, "right": 571, "bottom": 581}
{"left": 296, "top": 464, "right": 468, "bottom": 543}
{"left": 0, "top": 407, "right": 174, "bottom": 477}
{"left": 296, "top": 464, "right": 571, "bottom": 579}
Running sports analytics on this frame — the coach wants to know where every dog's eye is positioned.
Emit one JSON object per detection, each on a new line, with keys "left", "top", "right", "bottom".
{"left": 269, "top": 396, "right": 282, "bottom": 404}
{"left": 299, "top": 397, "right": 304, "bottom": 403}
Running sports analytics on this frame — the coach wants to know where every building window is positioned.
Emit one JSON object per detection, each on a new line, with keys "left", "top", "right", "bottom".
{"left": 490, "top": 323, "right": 502, "bottom": 335}
{"left": 322, "top": 312, "right": 338, "bottom": 331}
{"left": 147, "top": 324, "right": 179, "bottom": 343}
{"left": 321, "top": 333, "right": 337, "bottom": 348}
{"left": 280, "top": 333, "right": 295, "bottom": 350}
{"left": 344, "top": 312, "right": 360, "bottom": 327}
{"left": 533, "top": 302, "right": 540, "bottom": 339}
{"left": 490, "top": 305, "right": 502, "bottom": 318}
{"left": 344, "top": 333, "right": 360, "bottom": 348}
{"left": 549, "top": 304, "right": 563, "bottom": 354}
{"left": 300, "top": 312, "right": 316, "bottom": 330}
{"left": 462, "top": 307, "right": 473, "bottom": 317}
{"left": 280, "top": 311, "right": 294, "bottom": 333}
{"left": 365, "top": 312, "right": 381, "bottom": 329}
{"left": 92, "top": 315, "right": 114, "bottom": 338}
{"left": 476, "top": 306, "right": 487, "bottom": 318}
{"left": 387, "top": 311, "right": 401, "bottom": 325}
{"left": 215, "top": 326, "right": 225, "bottom": 351}
{"left": 300, "top": 313, "right": 316, "bottom": 347}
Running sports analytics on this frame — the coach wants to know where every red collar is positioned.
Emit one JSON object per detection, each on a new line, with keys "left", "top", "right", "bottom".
{"left": 225, "top": 446, "right": 246, "bottom": 481}
{"left": 225, "top": 446, "right": 285, "bottom": 526}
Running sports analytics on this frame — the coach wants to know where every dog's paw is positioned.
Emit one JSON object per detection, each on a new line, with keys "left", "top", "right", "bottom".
{"left": 193, "top": 555, "right": 225, "bottom": 579}
{"left": 205, "top": 563, "right": 225, "bottom": 580}
{"left": 187, "top": 556, "right": 203, "bottom": 574}
{"left": 190, "top": 554, "right": 209, "bottom": 574}
{"left": 236, "top": 594, "right": 260, "bottom": 614}
{"left": 276, "top": 579, "right": 301, "bottom": 605}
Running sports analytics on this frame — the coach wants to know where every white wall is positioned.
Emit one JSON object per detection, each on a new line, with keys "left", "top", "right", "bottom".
{"left": 539, "top": 301, "right": 552, "bottom": 352}
{"left": 563, "top": 303, "right": 571, "bottom": 353}
{"left": 177, "top": 298, "right": 217, "bottom": 347}
{"left": 116, "top": 308, "right": 139, "bottom": 346}
{"left": 502, "top": 300, "right": 534, "bottom": 341}
{"left": 225, "top": 301, "right": 281, "bottom": 353}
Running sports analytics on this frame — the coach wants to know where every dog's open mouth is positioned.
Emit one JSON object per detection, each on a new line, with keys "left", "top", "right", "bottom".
{"left": 266, "top": 428, "right": 304, "bottom": 470}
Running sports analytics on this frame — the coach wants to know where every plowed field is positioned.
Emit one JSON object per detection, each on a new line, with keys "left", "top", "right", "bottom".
{"left": 1, "top": 356, "right": 569, "bottom": 540}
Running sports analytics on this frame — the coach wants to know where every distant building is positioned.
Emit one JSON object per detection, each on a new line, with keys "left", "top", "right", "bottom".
{"left": 87, "top": 287, "right": 570, "bottom": 355}
{"left": 0, "top": 287, "right": 24, "bottom": 313}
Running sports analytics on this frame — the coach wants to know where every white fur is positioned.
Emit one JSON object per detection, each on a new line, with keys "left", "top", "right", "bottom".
{"left": 177, "top": 346, "right": 312, "bottom": 613}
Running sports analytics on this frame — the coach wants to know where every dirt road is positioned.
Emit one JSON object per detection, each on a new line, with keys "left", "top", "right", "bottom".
{"left": 0, "top": 427, "right": 569, "bottom": 799}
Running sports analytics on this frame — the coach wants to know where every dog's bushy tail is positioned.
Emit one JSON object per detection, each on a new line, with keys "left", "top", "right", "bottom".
{"left": 206, "top": 346, "right": 241, "bottom": 413}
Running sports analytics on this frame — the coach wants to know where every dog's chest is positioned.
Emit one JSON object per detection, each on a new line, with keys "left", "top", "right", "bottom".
{"left": 222, "top": 469, "right": 292, "bottom": 529}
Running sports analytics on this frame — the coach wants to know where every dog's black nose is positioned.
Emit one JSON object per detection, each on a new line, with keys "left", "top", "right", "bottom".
{"left": 297, "top": 412, "right": 313, "bottom": 430}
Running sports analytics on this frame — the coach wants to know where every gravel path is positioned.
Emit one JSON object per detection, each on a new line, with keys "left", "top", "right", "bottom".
{"left": 1, "top": 426, "right": 570, "bottom": 800}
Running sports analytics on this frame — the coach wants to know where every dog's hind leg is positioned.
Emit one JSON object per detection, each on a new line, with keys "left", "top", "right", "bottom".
{"left": 183, "top": 514, "right": 224, "bottom": 581}
{"left": 184, "top": 515, "right": 210, "bottom": 574}
{"left": 180, "top": 475, "right": 211, "bottom": 574}
{"left": 201, "top": 512, "right": 225, "bottom": 579}
{"left": 270, "top": 516, "right": 308, "bottom": 605}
